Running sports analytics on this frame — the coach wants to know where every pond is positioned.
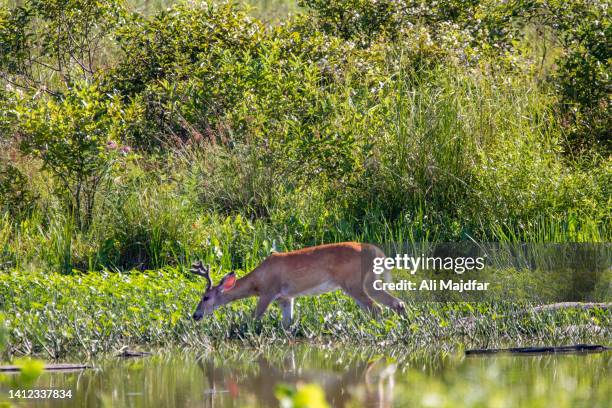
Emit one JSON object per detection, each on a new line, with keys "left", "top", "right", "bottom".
{"left": 2, "top": 345, "right": 610, "bottom": 407}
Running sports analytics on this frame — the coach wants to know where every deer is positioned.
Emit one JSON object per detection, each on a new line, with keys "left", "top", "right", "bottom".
{"left": 190, "top": 242, "right": 405, "bottom": 327}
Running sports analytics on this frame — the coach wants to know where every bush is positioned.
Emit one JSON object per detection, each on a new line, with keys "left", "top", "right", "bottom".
{"left": 104, "top": 2, "right": 262, "bottom": 148}
{"left": 546, "top": 0, "right": 610, "bottom": 153}
{"left": 501, "top": 0, "right": 611, "bottom": 153}
{"left": 0, "top": 164, "right": 37, "bottom": 218}
{"left": 107, "top": 5, "right": 372, "bottom": 182}
{"left": 17, "top": 84, "right": 142, "bottom": 230}
{"left": 299, "top": 0, "right": 515, "bottom": 52}
{"left": 0, "top": 0, "right": 125, "bottom": 93}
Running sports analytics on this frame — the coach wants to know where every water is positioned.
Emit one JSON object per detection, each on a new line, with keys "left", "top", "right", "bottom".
{"left": 2, "top": 345, "right": 611, "bottom": 407}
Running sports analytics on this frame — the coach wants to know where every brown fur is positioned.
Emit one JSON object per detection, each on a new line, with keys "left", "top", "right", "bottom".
{"left": 192, "top": 242, "right": 405, "bottom": 326}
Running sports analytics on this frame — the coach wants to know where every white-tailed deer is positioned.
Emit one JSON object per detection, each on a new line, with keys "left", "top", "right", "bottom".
{"left": 190, "top": 242, "right": 405, "bottom": 327}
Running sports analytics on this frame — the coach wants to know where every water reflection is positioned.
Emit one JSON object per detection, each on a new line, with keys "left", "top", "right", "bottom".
{"left": 197, "top": 348, "right": 396, "bottom": 407}
{"left": 1, "top": 345, "right": 610, "bottom": 407}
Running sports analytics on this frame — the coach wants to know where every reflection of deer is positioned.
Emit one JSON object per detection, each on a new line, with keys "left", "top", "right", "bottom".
{"left": 190, "top": 243, "right": 405, "bottom": 328}
{"left": 196, "top": 349, "right": 396, "bottom": 407}
{"left": 364, "top": 359, "right": 396, "bottom": 408}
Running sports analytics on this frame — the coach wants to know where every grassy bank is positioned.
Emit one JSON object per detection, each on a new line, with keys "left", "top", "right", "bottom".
{"left": 1, "top": 270, "right": 609, "bottom": 359}
{"left": 0, "top": 0, "right": 610, "bottom": 359}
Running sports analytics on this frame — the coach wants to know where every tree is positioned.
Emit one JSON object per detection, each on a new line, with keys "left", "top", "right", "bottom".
{"left": 17, "top": 84, "right": 140, "bottom": 230}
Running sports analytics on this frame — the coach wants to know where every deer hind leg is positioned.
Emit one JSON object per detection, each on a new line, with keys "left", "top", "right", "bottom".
{"left": 277, "top": 298, "right": 294, "bottom": 328}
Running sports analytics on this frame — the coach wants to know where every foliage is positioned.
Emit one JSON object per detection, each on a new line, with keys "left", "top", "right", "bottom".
{"left": 0, "top": 163, "right": 37, "bottom": 218}
{"left": 298, "top": 0, "right": 516, "bottom": 53}
{"left": 0, "top": 0, "right": 608, "bottom": 273}
{"left": 0, "top": 269, "right": 610, "bottom": 359}
{"left": 537, "top": 0, "right": 610, "bottom": 153}
{"left": 104, "top": 2, "right": 262, "bottom": 148}
{"left": 16, "top": 84, "right": 141, "bottom": 231}
{"left": 0, "top": 313, "right": 7, "bottom": 352}
{"left": 346, "top": 64, "right": 609, "bottom": 240}
{"left": 0, "top": 88, "right": 15, "bottom": 137}
{"left": 107, "top": 4, "right": 367, "bottom": 184}
{"left": 299, "top": 0, "right": 611, "bottom": 152}
{"left": 109, "top": 2, "right": 262, "bottom": 96}
{"left": 0, "top": 0, "right": 126, "bottom": 94}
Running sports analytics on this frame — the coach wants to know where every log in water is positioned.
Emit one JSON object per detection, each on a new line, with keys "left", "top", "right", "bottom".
{"left": 466, "top": 344, "right": 610, "bottom": 356}
{"left": 0, "top": 363, "right": 91, "bottom": 372}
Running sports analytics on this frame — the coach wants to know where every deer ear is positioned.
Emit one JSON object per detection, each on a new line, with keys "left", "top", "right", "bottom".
{"left": 220, "top": 272, "right": 236, "bottom": 292}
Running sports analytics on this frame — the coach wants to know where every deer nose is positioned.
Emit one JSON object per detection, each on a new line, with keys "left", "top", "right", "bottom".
{"left": 192, "top": 312, "right": 203, "bottom": 321}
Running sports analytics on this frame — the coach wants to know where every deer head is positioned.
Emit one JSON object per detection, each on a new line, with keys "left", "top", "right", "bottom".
{"left": 190, "top": 261, "right": 236, "bottom": 321}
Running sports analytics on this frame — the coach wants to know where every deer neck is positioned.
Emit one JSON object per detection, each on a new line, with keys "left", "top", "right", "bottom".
{"left": 220, "top": 275, "right": 258, "bottom": 304}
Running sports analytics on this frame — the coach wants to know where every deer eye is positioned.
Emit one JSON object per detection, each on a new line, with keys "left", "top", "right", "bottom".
{"left": 202, "top": 296, "right": 209, "bottom": 301}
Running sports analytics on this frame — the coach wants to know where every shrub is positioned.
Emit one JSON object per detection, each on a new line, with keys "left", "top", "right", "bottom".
{"left": 17, "top": 84, "right": 141, "bottom": 230}
{"left": 107, "top": 5, "right": 371, "bottom": 182}
{"left": 299, "top": 0, "right": 514, "bottom": 52}
{"left": 544, "top": 0, "right": 610, "bottom": 153}
{"left": 104, "top": 2, "right": 262, "bottom": 148}
{"left": 0, "top": 0, "right": 125, "bottom": 93}
{"left": 0, "top": 164, "right": 37, "bottom": 218}
{"left": 110, "top": 2, "right": 262, "bottom": 96}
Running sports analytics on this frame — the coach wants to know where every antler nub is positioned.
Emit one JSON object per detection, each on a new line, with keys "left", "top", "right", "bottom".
{"left": 190, "top": 260, "right": 212, "bottom": 291}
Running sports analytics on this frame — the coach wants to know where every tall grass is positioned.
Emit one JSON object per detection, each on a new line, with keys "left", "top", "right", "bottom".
{"left": 352, "top": 63, "right": 609, "bottom": 242}
{"left": 0, "top": 45, "right": 609, "bottom": 275}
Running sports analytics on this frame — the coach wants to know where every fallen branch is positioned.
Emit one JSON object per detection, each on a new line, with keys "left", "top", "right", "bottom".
{"left": 466, "top": 344, "right": 610, "bottom": 356}
{"left": 0, "top": 363, "right": 91, "bottom": 372}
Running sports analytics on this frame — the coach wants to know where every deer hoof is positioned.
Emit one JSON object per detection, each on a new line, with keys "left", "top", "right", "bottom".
{"left": 394, "top": 302, "right": 407, "bottom": 314}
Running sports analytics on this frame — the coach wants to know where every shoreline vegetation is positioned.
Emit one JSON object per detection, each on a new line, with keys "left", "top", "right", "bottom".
{"left": 0, "top": 0, "right": 610, "bottom": 358}
{"left": 1, "top": 269, "right": 610, "bottom": 359}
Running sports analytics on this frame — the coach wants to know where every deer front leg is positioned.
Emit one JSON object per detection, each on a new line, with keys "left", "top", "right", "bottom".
{"left": 342, "top": 285, "right": 381, "bottom": 315}
{"left": 366, "top": 287, "right": 406, "bottom": 314}
{"left": 277, "top": 298, "right": 294, "bottom": 328}
{"left": 254, "top": 294, "right": 276, "bottom": 320}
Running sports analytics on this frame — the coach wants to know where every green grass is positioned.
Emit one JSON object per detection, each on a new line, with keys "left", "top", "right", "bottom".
{"left": 1, "top": 65, "right": 609, "bottom": 275}
{"left": 0, "top": 269, "right": 609, "bottom": 359}
{"left": 0, "top": 0, "right": 609, "bottom": 366}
